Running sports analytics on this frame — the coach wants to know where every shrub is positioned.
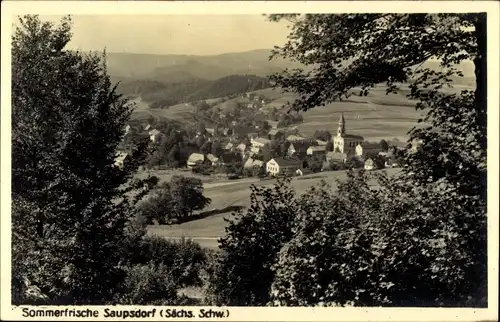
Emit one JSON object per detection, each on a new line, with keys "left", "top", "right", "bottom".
{"left": 204, "top": 178, "right": 297, "bottom": 306}
{"left": 269, "top": 170, "right": 487, "bottom": 307}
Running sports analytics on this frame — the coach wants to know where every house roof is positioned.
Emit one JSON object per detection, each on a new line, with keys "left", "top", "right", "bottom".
{"left": 207, "top": 153, "right": 219, "bottom": 162}
{"left": 308, "top": 146, "right": 325, "bottom": 152}
{"left": 365, "top": 158, "right": 374, "bottom": 164}
{"left": 187, "top": 153, "right": 205, "bottom": 163}
{"left": 326, "top": 152, "right": 347, "bottom": 161}
{"left": 316, "top": 139, "right": 328, "bottom": 146}
{"left": 268, "top": 157, "right": 302, "bottom": 167}
{"left": 144, "top": 124, "right": 152, "bottom": 131}
{"left": 225, "top": 142, "right": 234, "bottom": 149}
{"left": 236, "top": 143, "right": 246, "bottom": 151}
{"left": 206, "top": 128, "right": 215, "bottom": 135}
{"left": 287, "top": 135, "right": 306, "bottom": 142}
{"left": 268, "top": 128, "right": 283, "bottom": 136}
{"left": 252, "top": 137, "right": 271, "bottom": 145}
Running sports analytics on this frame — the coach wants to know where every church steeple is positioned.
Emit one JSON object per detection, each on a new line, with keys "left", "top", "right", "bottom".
{"left": 337, "top": 113, "right": 346, "bottom": 137}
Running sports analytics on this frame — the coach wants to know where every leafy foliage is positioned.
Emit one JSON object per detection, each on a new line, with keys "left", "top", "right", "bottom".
{"left": 270, "top": 171, "right": 486, "bottom": 307}
{"left": 204, "top": 178, "right": 297, "bottom": 306}
{"left": 263, "top": 13, "right": 487, "bottom": 307}
{"left": 137, "top": 176, "right": 211, "bottom": 224}
{"left": 11, "top": 15, "right": 151, "bottom": 305}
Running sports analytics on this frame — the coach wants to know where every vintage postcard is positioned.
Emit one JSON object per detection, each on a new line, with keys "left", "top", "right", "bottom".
{"left": 1, "top": 1, "right": 498, "bottom": 321}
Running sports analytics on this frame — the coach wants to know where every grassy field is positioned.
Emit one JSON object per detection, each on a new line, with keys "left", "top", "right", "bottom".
{"left": 147, "top": 168, "right": 402, "bottom": 248}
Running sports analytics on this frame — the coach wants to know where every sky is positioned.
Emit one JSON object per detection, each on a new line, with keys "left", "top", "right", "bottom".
{"left": 41, "top": 15, "right": 291, "bottom": 56}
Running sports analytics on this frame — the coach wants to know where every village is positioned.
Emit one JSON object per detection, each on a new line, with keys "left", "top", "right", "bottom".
{"left": 115, "top": 91, "right": 423, "bottom": 182}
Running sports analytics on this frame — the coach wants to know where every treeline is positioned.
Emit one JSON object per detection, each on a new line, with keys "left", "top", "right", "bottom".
{"left": 116, "top": 74, "right": 271, "bottom": 108}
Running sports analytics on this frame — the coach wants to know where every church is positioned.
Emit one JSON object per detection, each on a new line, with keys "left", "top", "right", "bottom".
{"left": 332, "top": 113, "right": 364, "bottom": 154}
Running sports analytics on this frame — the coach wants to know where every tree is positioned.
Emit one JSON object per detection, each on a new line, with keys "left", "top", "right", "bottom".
{"left": 204, "top": 178, "right": 297, "bottom": 306}
{"left": 200, "top": 141, "right": 212, "bottom": 155}
{"left": 211, "top": 141, "right": 224, "bottom": 157}
{"left": 314, "top": 130, "right": 332, "bottom": 142}
{"left": 11, "top": 15, "right": 150, "bottom": 304}
{"left": 380, "top": 139, "right": 389, "bottom": 152}
{"left": 195, "top": 101, "right": 210, "bottom": 113}
{"left": 169, "top": 176, "right": 211, "bottom": 221}
{"left": 267, "top": 13, "right": 487, "bottom": 306}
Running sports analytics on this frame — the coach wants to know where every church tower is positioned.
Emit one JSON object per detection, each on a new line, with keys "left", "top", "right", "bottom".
{"left": 337, "top": 113, "right": 346, "bottom": 137}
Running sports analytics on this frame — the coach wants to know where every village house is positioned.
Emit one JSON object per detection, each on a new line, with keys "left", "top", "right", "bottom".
{"left": 333, "top": 113, "right": 364, "bottom": 154}
{"left": 250, "top": 146, "right": 261, "bottom": 154}
{"left": 205, "top": 128, "right": 216, "bottom": 136}
{"left": 267, "top": 121, "right": 279, "bottom": 129}
{"left": 356, "top": 142, "right": 381, "bottom": 157}
{"left": 186, "top": 153, "right": 205, "bottom": 168}
{"left": 384, "top": 157, "right": 400, "bottom": 168}
{"left": 316, "top": 139, "right": 328, "bottom": 146}
{"left": 114, "top": 152, "right": 131, "bottom": 170}
{"left": 243, "top": 157, "right": 264, "bottom": 170}
{"left": 236, "top": 143, "right": 247, "bottom": 155}
{"left": 144, "top": 124, "right": 152, "bottom": 131}
{"left": 286, "top": 134, "right": 306, "bottom": 142}
{"left": 251, "top": 137, "right": 271, "bottom": 149}
{"left": 268, "top": 129, "right": 285, "bottom": 140}
{"left": 149, "top": 129, "right": 163, "bottom": 143}
{"left": 123, "top": 124, "right": 131, "bottom": 136}
{"left": 288, "top": 141, "right": 311, "bottom": 157}
{"left": 206, "top": 153, "right": 219, "bottom": 166}
{"left": 307, "top": 146, "right": 326, "bottom": 156}
{"left": 410, "top": 139, "right": 424, "bottom": 153}
{"left": 266, "top": 157, "right": 303, "bottom": 177}
{"left": 326, "top": 151, "right": 347, "bottom": 164}
{"left": 224, "top": 142, "right": 234, "bottom": 151}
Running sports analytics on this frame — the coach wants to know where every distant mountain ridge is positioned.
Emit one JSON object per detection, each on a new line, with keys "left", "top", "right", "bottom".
{"left": 104, "top": 49, "right": 302, "bottom": 81}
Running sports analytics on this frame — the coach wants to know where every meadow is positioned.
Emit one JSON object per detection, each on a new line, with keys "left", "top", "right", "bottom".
{"left": 147, "top": 168, "right": 402, "bottom": 248}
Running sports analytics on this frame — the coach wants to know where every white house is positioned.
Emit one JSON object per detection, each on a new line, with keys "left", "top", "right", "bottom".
{"left": 225, "top": 142, "right": 234, "bottom": 150}
{"left": 356, "top": 142, "right": 381, "bottom": 157}
{"left": 251, "top": 137, "right": 271, "bottom": 148}
{"left": 206, "top": 153, "right": 219, "bottom": 166}
{"left": 266, "top": 158, "right": 302, "bottom": 177}
{"left": 114, "top": 152, "right": 130, "bottom": 169}
{"left": 187, "top": 153, "right": 205, "bottom": 168}
{"left": 144, "top": 124, "right": 152, "bottom": 131}
{"left": 364, "top": 158, "right": 375, "bottom": 171}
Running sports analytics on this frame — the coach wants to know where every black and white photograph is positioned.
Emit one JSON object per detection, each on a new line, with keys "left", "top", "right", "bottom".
{"left": 1, "top": 1, "right": 498, "bottom": 321}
